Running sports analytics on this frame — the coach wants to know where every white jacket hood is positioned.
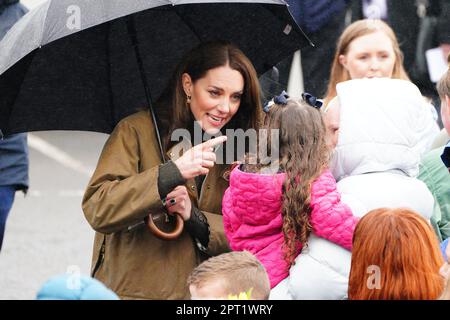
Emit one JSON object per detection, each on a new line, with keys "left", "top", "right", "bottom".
{"left": 331, "top": 78, "right": 438, "bottom": 181}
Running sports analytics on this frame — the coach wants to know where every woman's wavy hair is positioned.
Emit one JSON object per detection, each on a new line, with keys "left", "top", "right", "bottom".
{"left": 155, "top": 41, "right": 263, "bottom": 153}
{"left": 324, "top": 19, "right": 410, "bottom": 105}
{"left": 349, "top": 208, "right": 444, "bottom": 300}
{"left": 256, "top": 99, "right": 330, "bottom": 266}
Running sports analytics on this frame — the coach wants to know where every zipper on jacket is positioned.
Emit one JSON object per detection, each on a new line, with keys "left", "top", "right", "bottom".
{"left": 91, "top": 236, "right": 106, "bottom": 278}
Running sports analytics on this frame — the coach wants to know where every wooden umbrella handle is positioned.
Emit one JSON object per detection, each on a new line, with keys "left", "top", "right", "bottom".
{"left": 145, "top": 212, "right": 184, "bottom": 241}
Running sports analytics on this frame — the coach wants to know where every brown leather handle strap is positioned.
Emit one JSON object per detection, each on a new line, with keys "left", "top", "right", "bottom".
{"left": 145, "top": 213, "right": 184, "bottom": 241}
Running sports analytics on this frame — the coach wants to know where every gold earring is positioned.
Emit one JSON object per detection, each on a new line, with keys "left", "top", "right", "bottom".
{"left": 186, "top": 95, "right": 191, "bottom": 104}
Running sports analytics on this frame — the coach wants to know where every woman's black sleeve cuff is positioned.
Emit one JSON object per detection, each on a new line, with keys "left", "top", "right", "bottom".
{"left": 157, "top": 160, "right": 185, "bottom": 200}
{"left": 185, "top": 206, "right": 210, "bottom": 251}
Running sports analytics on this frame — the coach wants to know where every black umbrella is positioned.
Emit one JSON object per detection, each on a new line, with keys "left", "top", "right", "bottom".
{"left": 0, "top": 0, "right": 312, "bottom": 240}
{"left": 0, "top": 0, "right": 311, "bottom": 141}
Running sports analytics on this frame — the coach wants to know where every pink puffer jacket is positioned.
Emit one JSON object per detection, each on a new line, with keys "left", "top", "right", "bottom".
{"left": 222, "top": 166, "right": 358, "bottom": 288}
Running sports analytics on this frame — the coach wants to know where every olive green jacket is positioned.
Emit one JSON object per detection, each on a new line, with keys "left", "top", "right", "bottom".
{"left": 82, "top": 110, "right": 230, "bottom": 299}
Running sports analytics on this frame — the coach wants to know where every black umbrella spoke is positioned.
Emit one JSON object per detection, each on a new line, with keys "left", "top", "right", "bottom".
{"left": 126, "top": 16, "right": 165, "bottom": 163}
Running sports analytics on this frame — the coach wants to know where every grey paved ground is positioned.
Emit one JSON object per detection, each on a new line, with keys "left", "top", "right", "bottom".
{"left": 0, "top": 131, "right": 108, "bottom": 300}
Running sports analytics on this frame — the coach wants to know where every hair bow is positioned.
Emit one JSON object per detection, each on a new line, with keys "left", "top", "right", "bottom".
{"left": 301, "top": 92, "right": 323, "bottom": 109}
{"left": 263, "top": 90, "right": 289, "bottom": 113}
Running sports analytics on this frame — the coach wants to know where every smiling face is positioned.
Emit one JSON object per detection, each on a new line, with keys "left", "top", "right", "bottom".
{"left": 182, "top": 65, "right": 244, "bottom": 134}
{"left": 339, "top": 31, "right": 396, "bottom": 79}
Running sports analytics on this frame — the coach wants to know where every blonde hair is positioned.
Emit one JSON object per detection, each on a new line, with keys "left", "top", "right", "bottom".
{"left": 349, "top": 208, "right": 444, "bottom": 300}
{"left": 436, "top": 53, "right": 450, "bottom": 100}
{"left": 325, "top": 19, "right": 410, "bottom": 105}
{"left": 187, "top": 251, "right": 270, "bottom": 300}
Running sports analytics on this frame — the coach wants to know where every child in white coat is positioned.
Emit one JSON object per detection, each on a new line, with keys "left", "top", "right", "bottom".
{"left": 270, "top": 78, "right": 438, "bottom": 300}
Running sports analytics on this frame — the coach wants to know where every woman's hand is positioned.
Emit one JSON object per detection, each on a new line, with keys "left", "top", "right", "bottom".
{"left": 174, "top": 136, "right": 227, "bottom": 180}
{"left": 165, "top": 186, "right": 192, "bottom": 221}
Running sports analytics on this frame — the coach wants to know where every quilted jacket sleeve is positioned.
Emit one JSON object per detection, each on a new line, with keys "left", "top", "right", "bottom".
{"left": 309, "top": 170, "right": 359, "bottom": 250}
{"left": 222, "top": 187, "right": 237, "bottom": 250}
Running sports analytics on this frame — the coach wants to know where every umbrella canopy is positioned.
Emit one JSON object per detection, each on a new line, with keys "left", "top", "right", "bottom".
{"left": 0, "top": 0, "right": 311, "bottom": 137}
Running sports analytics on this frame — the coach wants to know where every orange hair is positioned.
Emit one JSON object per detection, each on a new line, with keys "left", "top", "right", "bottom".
{"left": 349, "top": 208, "right": 444, "bottom": 300}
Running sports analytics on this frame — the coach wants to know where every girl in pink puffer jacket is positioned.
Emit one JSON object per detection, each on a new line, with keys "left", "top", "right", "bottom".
{"left": 222, "top": 92, "right": 359, "bottom": 288}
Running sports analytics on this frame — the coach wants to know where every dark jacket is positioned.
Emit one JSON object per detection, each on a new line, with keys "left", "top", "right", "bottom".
{"left": 0, "top": 0, "right": 27, "bottom": 38}
{"left": 435, "top": 0, "right": 450, "bottom": 45}
{"left": 0, "top": 0, "right": 29, "bottom": 192}
{"left": 286, "top": 0, "right": 348, "bottom": 33}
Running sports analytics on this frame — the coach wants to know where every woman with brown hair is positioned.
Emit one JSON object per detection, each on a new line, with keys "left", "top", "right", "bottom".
{"left": 82, "top": 41, "right": 263, "bottom": 299}
{"left": 349, "top": 208, "right": 444, "bottom": 300}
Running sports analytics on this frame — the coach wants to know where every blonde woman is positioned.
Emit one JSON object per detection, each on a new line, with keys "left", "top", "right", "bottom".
{"left": 324, "top": 19, "right": 439, "bottom": 153}
{"left": 325, "top": 19, "right": 409, "bottom": 104}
